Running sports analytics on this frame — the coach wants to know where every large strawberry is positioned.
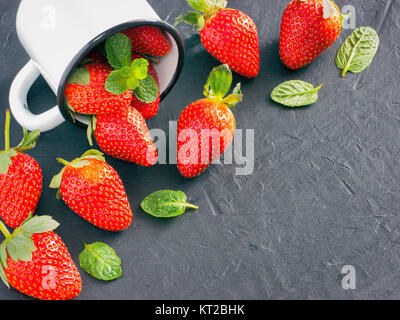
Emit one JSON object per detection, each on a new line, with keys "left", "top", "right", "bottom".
{"left": 65, "top": 56, "right": 132, "bottom": 115}
{"left": 177, "top": 64, "right": 242, "bottom": 178}
{"left": 279, "top": 0, "right": 342, "bottom": 70}
{"left": 122, "top": 26, "right": 171, "bottom": 57}
{"left": 87, "top": 106, "right": 158, "bottom": 167}
{"left": 131, "top": 53, "right": 160, "bottom": 119}
{"left": 0, "top": 110, "right": 42, "bottom": 228}
{"left": 176, "top": 0, "right": 259, "bottom": 78}
{"left": 50, "top": 150, "right": 133, "bottom": 231}
{"left": 0, "top": 215, "right": 81, "bottom": 300}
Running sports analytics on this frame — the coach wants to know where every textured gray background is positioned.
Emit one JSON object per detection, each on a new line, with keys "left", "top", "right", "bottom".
{"left": 0, "top": 0, "right": 399, "bottom": 300}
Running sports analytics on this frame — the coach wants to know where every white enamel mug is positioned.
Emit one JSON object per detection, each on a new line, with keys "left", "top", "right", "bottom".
{"left": 9, "top": 0, "right": 184, "bottom": 131}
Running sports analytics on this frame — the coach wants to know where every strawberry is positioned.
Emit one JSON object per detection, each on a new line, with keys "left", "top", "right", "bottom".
{"left": 0, "top": 215, "right": 81, "bottom": 300}
{"left": 177, "top": 64, "right": 242, "bottom": 178}
{"left": 50, "top": 150, "right": 133, "bottom": 231}
{"left": 176, "top": 0, "right": 259, "bottom": 78}
{"left": 279, "top": 0, "right": 342, "bottom": 70}
{"left": 0, "top": 110, "right": 42, "bottom": 229}
{"left": 122, "top": 26, "right": 171, "bottom": 57}
{"left": 87, "top": 106, "right": 158, "bottom": 167}
{"left": 131, "top": 53, "right": 161, "bottom": 119}
{"left": 65, "top": 56, "right": 132, "bottom": 115}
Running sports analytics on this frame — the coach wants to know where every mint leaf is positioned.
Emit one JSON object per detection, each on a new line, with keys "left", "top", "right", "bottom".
{"left": 134, "top": 75, "right": 159, "bottom": 103}
{"left": 79, "top": 242, "right": 122, "bottom": 281}
{"left": 131, "top": 58, "right": 149, "bottom": 80}
{"left": 271, "top": 80, "right": 323, "bottom": 107}
{"left": 141, "top": 190, "right": 198, "bottom": 218}
{"left": 105, "top": 70, "right": 129, "bottom": 95}
{"left": 336, "top": 26, "right": 380, "bottom": 77}
{"left": 106, "top": 33, "right": 132, "bottom": 70}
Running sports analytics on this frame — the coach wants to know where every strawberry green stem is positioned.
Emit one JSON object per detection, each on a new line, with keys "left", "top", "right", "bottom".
{"left": 4, "top": 109, "right": 10, "bottom": 151}
{"left": 56, "top": 158, "right": 70, "bottom": 166}
{"left": 0, "top": 220, "right": 11, "bottom": 239}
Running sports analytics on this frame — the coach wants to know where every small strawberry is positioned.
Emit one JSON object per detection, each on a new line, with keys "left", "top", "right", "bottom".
{"left": 177, "top": 64, "right": 242, "bottom": 178}
{"left": 87, "top": 106, "right": 158, "bottom": 167}
{"left": 65, "top": 57, "right": 132, "bottom": 115}
{"left": 131, "top": 53, "right": 161, "bottom": 119}
{"left": 279, "top": 0, "right": 342, "bottom": 70}
{"left": 175, "top": 0, "right": 259, "bottom": 78}
{"left": 0, "top": 110, "right": 42, "bottom": 229}
{"left": 122, "top": 26, "right": 171, "bottom": 57}
{"left": 0, "top": 215, "right": 81, "bottom": 300}
{"left": 50, "top": 150, "right": 133, "bottom": 231}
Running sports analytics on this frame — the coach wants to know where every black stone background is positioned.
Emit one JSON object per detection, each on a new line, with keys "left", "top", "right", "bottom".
{"left": 0, "top": 0, "right": 399, "bottom": 299}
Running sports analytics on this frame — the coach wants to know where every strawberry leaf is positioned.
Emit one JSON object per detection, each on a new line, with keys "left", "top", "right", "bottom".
{"left": 70, "top": 160, "right": 90, "bottom": 168}
{"left": 185, "top": 0, "right": 213, "bottom": 13}
{"left": 0, "top": 243, "right": 8, "bottom": 269}
{"left": 8, "top": 232, "right": 35, "bottom": 262}
{"left": 174, "top": 11, "right": 205, "bottom": 30}
{"left": 15, "top": 128, "right": 40, "bottom": 152}
{"left": 49, "top": 168, "right": 65, "bottom": 190}
{"left": 67, "top": 67, "right": 90, "bottom": 85}
{"left": 134, "top": 74, "right": 159, "bottom": 103}
{"left": 20, "top": 215, "right": 60, "bottom": 234}
{"left": 204, "top": 64, "right": 233, "bottom": 100}
{"left": 0, "top": 257, "right": 9, "bottom": 288}
{"left": 80, "top": 149, "right": 105, "bottom": 162}
{"left": 79, "top": 242, "right": 122, "bottom": 281}
{"left": 87, "top": 116, "right": 96, "bottom": 147}
{"left": 105, "top": 33, "right": 132, "bottom": 70}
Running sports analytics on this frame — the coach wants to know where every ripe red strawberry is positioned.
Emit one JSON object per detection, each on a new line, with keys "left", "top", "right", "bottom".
{"left": 122, "top": 26, "right": 171, "bottom": 57}
{"left": 177, "top": 64, "right": 242, "bottom": 178}
{"left": 279, "top": 0, "right": 342, "bottom": 70}
{"left": 176, "top": 0, "right": 259, "bottom": 78}
{"left": 50, "top": 150, "right": 133, "bottom": 231}
{"left": 87, "top": 106, "right": 158, "bottom": 167}
{"left": 0, "top": 110, "right": 42, "bottom": 228}
{"left": 131, "top": 53, "right": 160, "bottom": 119}
{"left": 65, "top": 57, "right": 132, "bottom": 115}
{"left": 0, "top": 215, "right": 81, "bottom": 300}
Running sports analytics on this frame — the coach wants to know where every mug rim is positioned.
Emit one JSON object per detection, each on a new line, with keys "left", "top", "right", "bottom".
{"left": 56, "top": 19, "right": 185, "bottom": 128}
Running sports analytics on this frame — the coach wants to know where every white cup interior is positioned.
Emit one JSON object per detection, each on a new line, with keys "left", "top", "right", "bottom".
{"left": 57, "top": 20, "right": 184, "bottom": 127}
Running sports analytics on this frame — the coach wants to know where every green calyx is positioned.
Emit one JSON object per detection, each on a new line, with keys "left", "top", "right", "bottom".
{"left": 174, "top": 0, "right": 227, "bottom": 31}
{"left": 86, "top": 115, "right": 97, "bottom": 147}
{"left": 104, "top": 33, "right": 159, "bottom": 103}
{"left": 0, "top": 109, "right": 40, "bottom": 174}
{"left": 203, "top": 64, "right": 243, "bottom": 108}
{"left": 49, "top": 149, "right": 105, "bottom": 200}
{"left": 0, "top": 215, "right": 60, "bottom": 288}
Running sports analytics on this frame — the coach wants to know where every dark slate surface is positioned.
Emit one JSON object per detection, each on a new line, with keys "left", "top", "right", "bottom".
{"left": 0, "top": 0, "right": 399, "bottom": 300}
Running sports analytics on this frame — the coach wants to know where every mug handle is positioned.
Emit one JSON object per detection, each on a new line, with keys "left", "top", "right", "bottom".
{"left": 9, "top": 59, "right": 65, "bottom": 132}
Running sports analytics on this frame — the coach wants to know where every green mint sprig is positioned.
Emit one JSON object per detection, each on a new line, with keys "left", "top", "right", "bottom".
{"left": 104, "top": 33, "right": 159, "bottom": 103}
